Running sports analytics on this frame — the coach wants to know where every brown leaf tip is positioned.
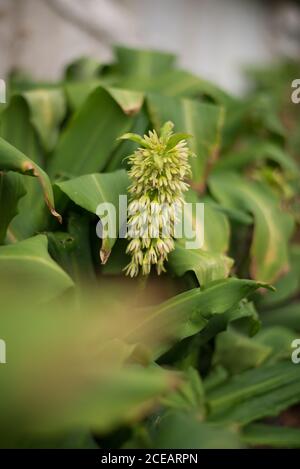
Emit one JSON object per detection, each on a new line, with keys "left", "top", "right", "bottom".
{"left": 100, "top": 248, "right": 111, "bottom": 265}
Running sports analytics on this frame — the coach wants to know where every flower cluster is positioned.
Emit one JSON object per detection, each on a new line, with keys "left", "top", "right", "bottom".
{"left": 120, "top": 121, "right": 194, "bottom": 277}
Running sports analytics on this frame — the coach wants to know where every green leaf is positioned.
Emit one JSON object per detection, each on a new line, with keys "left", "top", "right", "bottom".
{"left": 169, "top": 244, "right": 232, "bottom": 286}
{"left": 0, "top": 136, "right": 61, "bottom": 223}
{"left": 105, "top": 87, "right": 144, "bottom": 116}
{"left": 64, "top": 80, "right": 103, "bottom": 112}
{"left": 0, "top": 172, "right": 26, "bottom": 243}
{"left": 115, "top": 45, "right": 176, "bottom": 78}
{"left": 117, "top": 67, "right": 233, "bottom": 104}
{"left": 66, "top": 74, "right": 144, "bottom": 116}
{"left": 241, "top": 424, "right": 300, "bottom": 449}
{"left": 56, "top": 170, "right": 129, "bottom": 263}
{"left": 0, "top": 96, "right": 44, "bottom": 168}
{"left": 72, "top": 365, "right": 179, "bottom": 433}
{"left": 129, "top": 278, "right": 267, "bottom": 359}
{"left": 254, "top": 326, "right": 298, "bottom": 363}
{"left": 209, "top": 171, "right": 294, "bottom": 283}
{"left": 216, "top": 141, "right": 299, "bottom": 173}
{"left": 66, "top": 84, "right": 144, "bottom": 116}
{"left": 188, "top": 300, "right": 260, "bottom": 358}
{"left": 203, "top": 366, "right": 229, "bottom": 393}
{"left": 48, "top": 87, "right": 135, "bottom": 178}
{"left": 151, "top": 412, "right": 241, "bottom": 449}
{"left": 42, "top": 365, "right": 181, "bottom": 434}
{"left": 0, "top": 298, "right": 180, "bottom": 435}
{"left": 147, "top": 93, "right": 224, "bottom": 185}
{"left": 168, "top": 194, "right": 233, "bottom": 285}
{"left": 0, "top": 234, "right": 73, "bottom": 303}
{"left": 0, "top": 95, "right": 52, "bottom": 241}
{"left": 47, "top": 212, "right": 96, "bottom": 289}
{"left": 161, "top": 367, "right": 206, "bottom": 414}
{"left": 65, "top": 56, "right": 102, "bottom": 81}
{"left": 207, "top": 361, "right": 300, "bottom": 425}
{"left": 223, "top": 300, "right": 261, "bottom": 337}
{"left": 262, "top": 303, "right": 300, "bottom": 332}
{"left": 259, "top": 244, "right": 300, "bottom": 308}
{"left": 5, "top": 430, "right": 99, "bottom": 449}
{"left": 107, "top": 109, "right": 149, "bottom": 172}
{"left": 213, "top": 328, "right": 272, "bottom": 374}
{"left": 21, "top": 89, "right": 66, "bottom": 152}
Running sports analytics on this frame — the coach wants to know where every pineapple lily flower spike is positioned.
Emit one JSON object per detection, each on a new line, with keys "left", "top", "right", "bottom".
{"left": 119, "top": 121, "right": 195, "bottom": 277}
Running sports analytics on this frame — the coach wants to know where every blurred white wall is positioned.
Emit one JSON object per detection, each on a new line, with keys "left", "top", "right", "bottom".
{"left": 0, "top": 0, "right": 117, "bottom": 80}
{"left": 0, "top": 0, "right": 299, "bottom": 94}
{"left": 127, "top": 0, "right": 272, "bottom": 94}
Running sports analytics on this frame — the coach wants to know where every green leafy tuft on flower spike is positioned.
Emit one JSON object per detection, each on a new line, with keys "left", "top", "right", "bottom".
{"left": 121, "top": 121, "right": 195, "bottom": 277}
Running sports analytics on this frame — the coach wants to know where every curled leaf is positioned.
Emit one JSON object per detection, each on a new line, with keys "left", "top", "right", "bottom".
{"left": 0, "top": 136, "right": 61, "bottom": 223}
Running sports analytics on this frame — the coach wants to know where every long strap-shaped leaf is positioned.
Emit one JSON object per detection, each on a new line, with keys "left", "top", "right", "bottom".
{"left": 0, "top": 136, "right": 61, "bottom": 223}
{"left": 49, "top": 87, "right": 141, "bottom": 178}
{"left": 209, "top": 171, "right": 294, "bottom": 283}
{"left": 127, "top": 278, "right": 269, "bottom": 359}
{"left": 0, "top": 172, "right": 26, "bottom": 243}
{"left": 206, "top": 360, "right": 300, "bottom": 425}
